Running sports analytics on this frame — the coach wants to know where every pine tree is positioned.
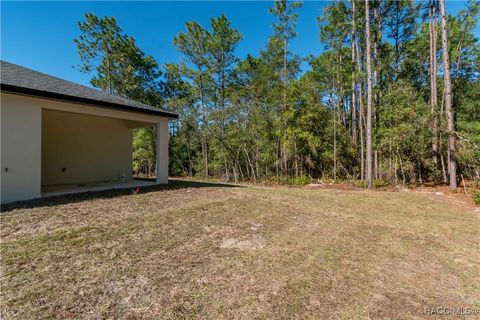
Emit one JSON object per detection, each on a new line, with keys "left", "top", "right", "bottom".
{"left": 351, "top": 0, "right": 357, "bottom": 155}
{"left": 173, "top": 22, "right": 211, "bottom": 178}
{"left": 365, "top": 0, "right": 373, "bottom": 188}
{"left": 75, "top": 13, "right": 163, "bottom": 178}
{"left": 429, "top": 0, "right": 439, "bottom": 167}
{"left": 439, "top": 0, "right": 457, "bottom": 190}
{"left": 74, "top": 13, "right": 123, "bottom": 93}
{"left": 269, "top": 0, "right": 303, "bottom": 175}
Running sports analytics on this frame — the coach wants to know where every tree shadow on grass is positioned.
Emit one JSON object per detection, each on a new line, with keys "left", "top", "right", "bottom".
{"left": 0, "top": 178, "right": 242, "bottom": 213}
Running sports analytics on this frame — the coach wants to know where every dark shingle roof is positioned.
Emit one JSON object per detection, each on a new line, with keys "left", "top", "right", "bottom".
{"left": 0, "top": 60, "right": 177, "bottom": 119}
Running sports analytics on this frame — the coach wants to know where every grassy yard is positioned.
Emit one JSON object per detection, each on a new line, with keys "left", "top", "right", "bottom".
{"left": 1, "top": 180, "right": 479, "bottom": 319}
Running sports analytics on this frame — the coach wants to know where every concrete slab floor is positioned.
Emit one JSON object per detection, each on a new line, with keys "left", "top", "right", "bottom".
{"left": 41, "top": 179, "right": 158, "bottom": 197}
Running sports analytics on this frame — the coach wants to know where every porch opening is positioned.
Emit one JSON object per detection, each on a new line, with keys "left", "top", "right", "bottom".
{"left": 132, "top": 126, "right": 158, "bottom": 179}
{"left": 41, "top": 109, "right": 159, "bottom": 197}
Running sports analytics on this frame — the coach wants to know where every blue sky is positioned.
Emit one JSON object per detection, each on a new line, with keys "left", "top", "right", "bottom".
{"left": 1, "top": 1, "right": 474, "bottom": 87}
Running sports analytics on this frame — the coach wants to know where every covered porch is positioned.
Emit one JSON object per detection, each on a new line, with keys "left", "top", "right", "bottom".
{"left": 40, "top": 102, "right": 170, "bottom": 198}
{"left": 0, "top": 61, "right": 177, "bottom": 204}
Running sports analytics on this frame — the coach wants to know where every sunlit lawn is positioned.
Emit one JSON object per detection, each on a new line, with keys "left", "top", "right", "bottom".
{"left": 1, "top": 180, "right": 479, "bottom": 319}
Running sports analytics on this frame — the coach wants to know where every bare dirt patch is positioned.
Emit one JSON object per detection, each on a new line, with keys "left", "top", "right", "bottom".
{"left": 220, "top": 234, "right": 265, "bottom": 250}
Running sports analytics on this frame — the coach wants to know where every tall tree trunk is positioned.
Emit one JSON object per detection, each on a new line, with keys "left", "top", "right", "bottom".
{"left": 359, "top": 81, "right": 365, "bottom": 182}
{"left": 439, "top": 84, "right": 448, "bottom": 183}
{"left": 397, "top": 148, "right": 406, "bottom": 185}
{"left": 365, "top": 0, "right": 373, "bottom": 188}
{"left": 373, "top": 0, "right": 380, "bottom": 94}
{"left": 221, "top": 69, "right": 226, "bottom": 110}
{"left": 294, "top": 138, "right": 299, "bottom": 177}
{"left": 394, "top": 0, "right": 400, "bottom": 78}
{"left": 244, "top": 147, "right": 256, "bottom": 181}
{"left": 255, "top": 148, "right": 260, "bottom": 180}
{"left": 351, "top": 1, "right": 357, "bottom": 152}
{"left": 199, "top": 75, "right": 209, "bottom": 179}
{"left": 275, "top": 139, "right": 280, "bottom": 177}
{"left": 350, "top": 0, "right": 357, "bottom": 150}
{"left": 333, "top": 101, "right": 337, "bottom": 180}
{"left": 283, "top": 38, "right": 287, "bottom": 113}
{"left": 103, "top": 43, "right": 113, "bottom": 94}
{"left": 357, "top": 56, "right": 365, "bottom": 181}
{"left": 280, "top": 38, "right": 288, "bottom": 176}
{"left": 356, "top": 38, "right": 365, "bottom": 182}
{"left": 233, "top": 163, "right": 238, "bottom": 183}
{"left": 337, "top": 53, "right": 346, "bottom": 127}
{"left": 429, "top": 1, "right": 439, "bottom": 166}
{"left": 439, "top": 0, "right": 457, "bottom": 190}
{"left": 224, "top": 159, "right": 230, "bottom": 181}
{"left": 372, "top": 1, "right": 381, "bottom": 180}
{"left": 373, "top": 0, "right": 383, "bottom": 130}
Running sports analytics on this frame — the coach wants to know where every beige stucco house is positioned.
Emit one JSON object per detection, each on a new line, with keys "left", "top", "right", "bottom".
{"left": 0, "top": 61, "right": 178, "bottom": 204}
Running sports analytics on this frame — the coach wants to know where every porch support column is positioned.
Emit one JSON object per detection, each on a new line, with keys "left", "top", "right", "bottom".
{"left": 156, "top": 119, "right": 169, "bottom": 184}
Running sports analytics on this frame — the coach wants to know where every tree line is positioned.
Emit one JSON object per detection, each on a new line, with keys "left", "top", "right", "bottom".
{"left": 74, "top": 0, "right": 480, "bottom": 189}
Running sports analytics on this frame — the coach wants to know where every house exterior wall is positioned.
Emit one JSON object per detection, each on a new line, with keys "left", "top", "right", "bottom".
{"left": 1, "top": 94, "right": 42, "bottom": 203}
{"left": 42, "top": 109, "right": 133, "bottom": 186}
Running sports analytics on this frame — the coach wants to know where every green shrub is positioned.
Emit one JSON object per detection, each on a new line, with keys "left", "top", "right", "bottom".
{"left": 268, "top": 175, "right": 310, "bottom": 186}
{"left": 373, "top": 179, "right": 390, "bottom": 188}
{"left": 291, "top": 175, "right": 311, "bottom": 185}
{"left": 472, "top": 191, "right": 480, "bottom": 205}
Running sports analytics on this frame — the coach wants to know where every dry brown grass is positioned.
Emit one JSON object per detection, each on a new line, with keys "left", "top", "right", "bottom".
{"left": 1, "top": 180, "right": 479, "bottom": 319}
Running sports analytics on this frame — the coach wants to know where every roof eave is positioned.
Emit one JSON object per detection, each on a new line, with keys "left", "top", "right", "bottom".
{"left": 0, "top": 83, "right": 179, "bottom": 119}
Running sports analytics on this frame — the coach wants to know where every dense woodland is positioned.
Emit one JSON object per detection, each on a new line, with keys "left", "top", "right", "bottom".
{"left": 74, "top": 0, "right": 480, "bottom": 189}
